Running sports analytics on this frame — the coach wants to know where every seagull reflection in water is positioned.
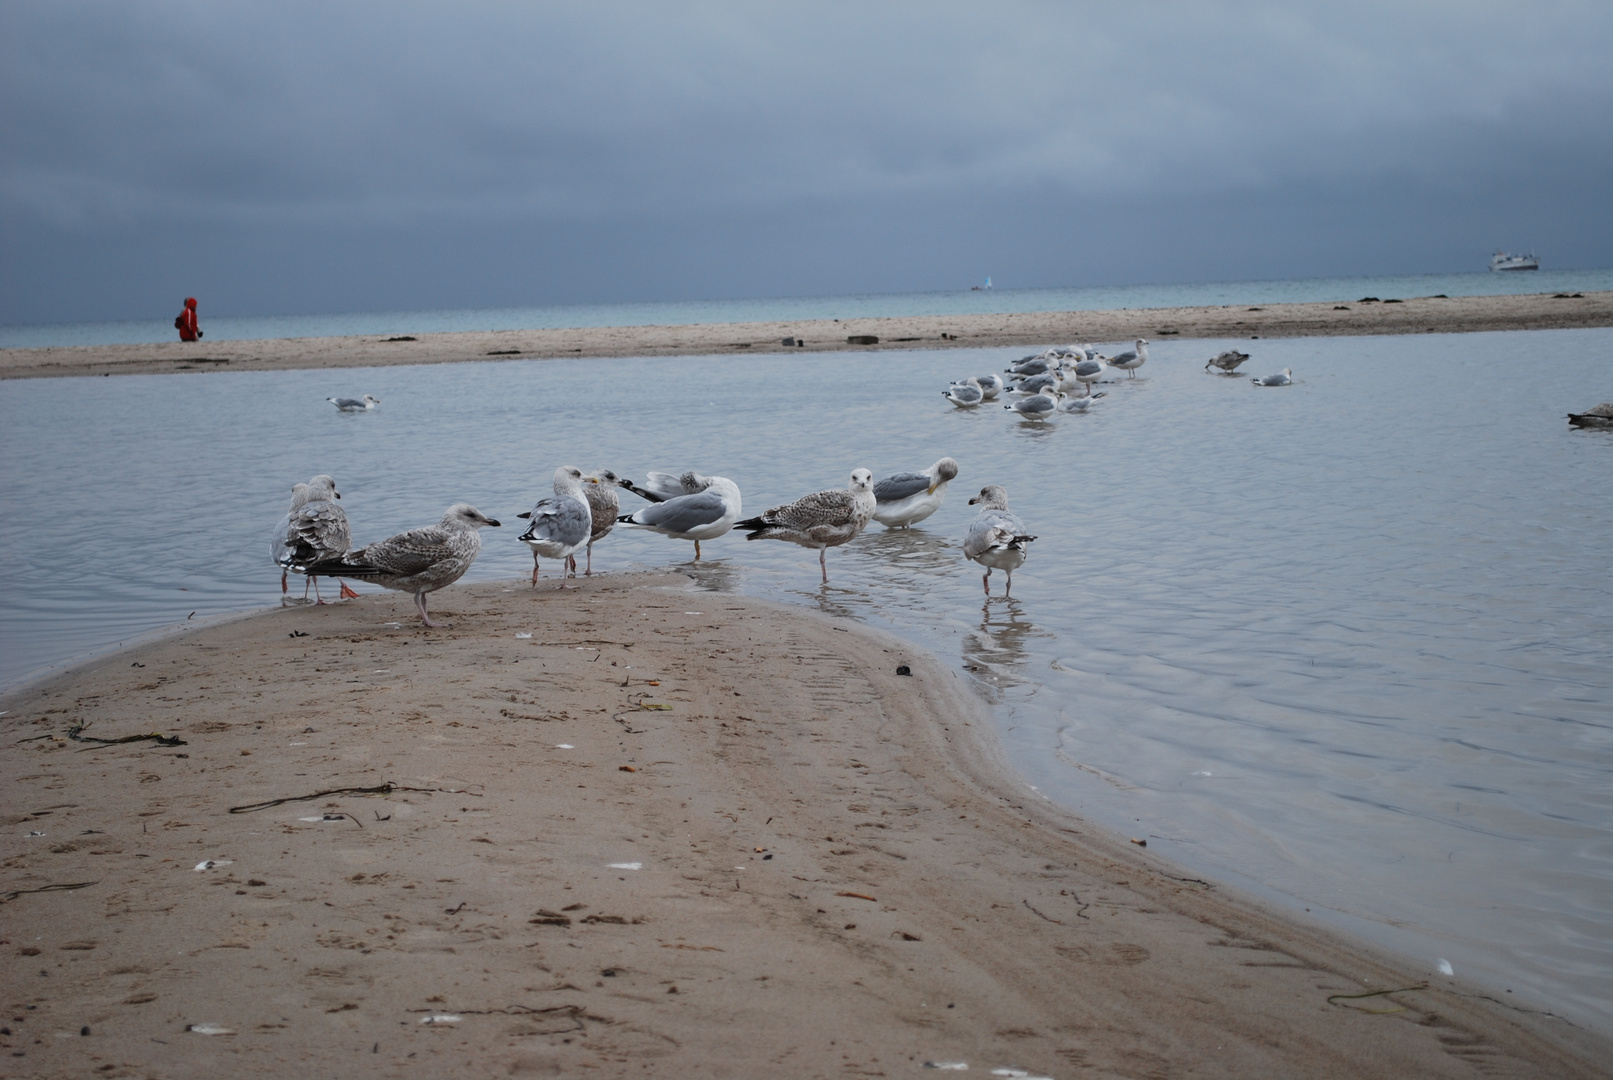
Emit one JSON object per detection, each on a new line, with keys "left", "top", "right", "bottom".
{"left": 962, "top": 598, "right": 1047, "bottom": 690}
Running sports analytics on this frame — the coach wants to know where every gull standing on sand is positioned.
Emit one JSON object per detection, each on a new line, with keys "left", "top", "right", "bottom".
{"left": 943, "top": 377, "right": 984, "bottom": 407}
{"left": 517, "top": 466, "right": 593, "bottom": 584}
{"left": 271, "top": 474, "right": 357, "bottom": 602}
{"left": 305, "top": 504, "right": 500, "bottom": 627}
{"left": 1106, "top": 339, "right": 1148, "bottom": 378}
{"left": 1205, "top": 349, "right": 1251, "bottom": 373}
{"left": 736, "top": 469, "right": 876, "bottom": 583}
{"left": 1252, "top": 368, "right": 1293, "bottom": 386}
{"left": 617, "top": 472, "right": 743, "bottom": 560}
{"left": 328, "top": 395, "right": 381, "bottom": 412}
{"left": 871, "top": 457, "right": 960, "bottom": 529}
{"left": 964, "top": 485, "right": 1036, "bottom": 597}
{"left": 567, "top": 469, "right": 620, "bottom": 576}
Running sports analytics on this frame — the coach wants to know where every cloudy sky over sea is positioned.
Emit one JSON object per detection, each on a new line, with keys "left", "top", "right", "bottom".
{"left": 3, "top": 2, "right": 1610, "bottom": 325}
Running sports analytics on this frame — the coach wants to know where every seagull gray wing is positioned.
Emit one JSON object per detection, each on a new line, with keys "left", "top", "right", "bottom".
{"left": 629, "top": 489, "right": 730, "bottom": 533}
{"left": 874, "top": 472, "right": 932, "bottom": 503}
{"left": 519, "top": 496, "right": 591, "bottom": 547}
{"left": 275, "top": 499, "right": 351, "bottom": 570}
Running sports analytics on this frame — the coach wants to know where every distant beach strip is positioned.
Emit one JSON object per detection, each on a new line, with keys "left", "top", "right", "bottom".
{"left": 2, "top": 290, "right": 1609, "bottom": 379}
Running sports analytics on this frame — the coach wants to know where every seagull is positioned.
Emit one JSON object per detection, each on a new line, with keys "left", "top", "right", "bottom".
{"left": 569, "top": 469, "right": 621, "bottom": 576}
{"left": 972, "top": 373, "right": 1006, "bottom": 400}
{"left": 304, "top": 504, "right": 500, "bottom": 627}
{"left": 328, "top": 395, "right": 381, "bottom": 412}
{"left": 1252, "top": 368, "right": 1293, "bottom": 386}
{"left": 517, "top": 466, "right": 593, "bottom": 585}
{"left": 1106, "top": 339, "right": 1148, "bottom": 377}
{"left": 1057, "top": 389, "right": 1106, "bottom": 413}
{"left": 871, "top": 457, "right": 960, "bottom": 529}
{"left": 270, "top": 474, "right": 357, "bottom": 602}
{"left": 1009, "top": 372, "right": 1060, "bottom": 396}
{"left": 964, "top": 485, "right": 1035, "bottom": 597}
{"left": 1005, "top": 386, "right": 1060, "bottom": 421}
{"left": 943, "top": 377, "right": 984, "bottom": 407}
{"left": 1205, "top": 349, "right": 1251, "bottom": 373}
{"left": 735, "top": 468, "right": 876, "bottom": 583}
{"left": 617, "top": 474, "right": 742, "bottom": 560}
{"left": 1567, "top": 403, "right": 1613, "bottom": 429}
{"left": 1007, "top": 356, "right": 1055, "bottom": 377}
{"left": 1070, "top": 356, "right": 1106, "bottom": 392}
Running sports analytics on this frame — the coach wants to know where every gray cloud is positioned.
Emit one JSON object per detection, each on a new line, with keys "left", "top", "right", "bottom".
{"left": 3, "top": 1, "right": 1610, "bottom": 323}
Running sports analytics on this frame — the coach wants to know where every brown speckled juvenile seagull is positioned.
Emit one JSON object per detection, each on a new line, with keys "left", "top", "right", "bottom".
{"left": 306, "top": 503, "right": 499, "bottom": 627}
{"left": 735, "top": 468, "right": 875, "bottom": 584}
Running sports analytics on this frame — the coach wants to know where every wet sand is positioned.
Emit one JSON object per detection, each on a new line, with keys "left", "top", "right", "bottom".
{"left": 2, "top": 290, "right": 1609, "bottom": 379}
{"left": 3, "top": 575, "right": 1607, "bottom": 1078}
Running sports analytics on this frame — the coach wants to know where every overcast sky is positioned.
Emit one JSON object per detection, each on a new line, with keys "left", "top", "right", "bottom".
{"left": 3, "top": 1, "right": 1610, "bottom": 325}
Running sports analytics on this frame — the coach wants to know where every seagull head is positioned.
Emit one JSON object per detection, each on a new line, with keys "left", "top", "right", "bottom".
{"left": 849, "top": 468, "right": 874, "bottom": 493}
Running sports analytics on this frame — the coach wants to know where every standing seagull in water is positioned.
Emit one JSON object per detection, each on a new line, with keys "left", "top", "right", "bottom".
{"left": 1106, "top": 339, "right": 1148, "bottom": 378}
{"left": 517, "top": 466, "right": 593, "bottom": 585}
{"left": 736, "top": 469, "right": 876, "bottom": 583}
{"left": 871, "top": 457, "right": 959, "bottom": 529}
{"left": 568, "top": 469, "right": 620, "bottom": 576}
{"left": 305, "top": 504, "right": 500, "bottom": 627}
{"left": 616, "top": 472, "right": 743, "bottom": 561}
{"left": 271, "top": 474, "right": 357, "bottom": 602}
{"left": 963, "top": 485, "right": 1036, "bottom": 597}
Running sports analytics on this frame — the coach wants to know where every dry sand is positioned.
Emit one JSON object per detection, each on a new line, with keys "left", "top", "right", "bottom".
{"left": 2, "top": 290, "right": 1609, "bottom": 380}
{"left": 4, "top": 575, "right": 1608, "bottom": 1078}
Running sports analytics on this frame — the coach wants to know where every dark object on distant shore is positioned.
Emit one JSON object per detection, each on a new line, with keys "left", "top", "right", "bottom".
{"left": 486, "top": 348, "right": 521, "bottom": 355}
{"left": 1567, "top": 403, "right": 1613, "bottom": 429}
{"left": 940, "top": 332, "right": 957, "bottom": 340}
{"left": 1156, "top": 329, "right": 1179, "bottom": 335}
{"left": 1384, "top": 298, "right": 1403, "bottom": 304}
{"left": 847, "top": 335, "right": 879, "bottom": 345}
{"left": 896, "top": 665, "right": 911, "bottom": 676}
{"left": 1358, "top": 296, "right": 1380, "bottom": 303}
{"left": 1431, "top": 294, "right": 1449, "bottom": 298}
{"left": 782, "top": 337, "right": 796, "bottom": 346}
{"left": 1553, "top": 292, "right": 1585, "bottom": 299}
{"left": 383, "top": 335, "right": 417, "bottom": 342}
{"left": 1334, "top": 305, "right": 1350, "bottom": 310}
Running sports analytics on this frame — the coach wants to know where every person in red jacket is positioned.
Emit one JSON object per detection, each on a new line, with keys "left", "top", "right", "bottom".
{"left": 175, "top": 297, "right": 202, "bottom": 341}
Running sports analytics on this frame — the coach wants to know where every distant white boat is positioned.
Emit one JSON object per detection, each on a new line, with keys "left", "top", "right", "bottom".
{"left": 971, "top": 276, "right": 993, "bottom": 291}
{"left": 1490, "top": 251, "right": 1539, "bottom": 272}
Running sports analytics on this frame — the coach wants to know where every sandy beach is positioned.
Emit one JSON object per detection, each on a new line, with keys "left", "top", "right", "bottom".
{"left": 3, "top": 575, "right": 1607, "bottom": 1078}
{"left": 2, "top": 290, "right": 1609, "bottom": 380}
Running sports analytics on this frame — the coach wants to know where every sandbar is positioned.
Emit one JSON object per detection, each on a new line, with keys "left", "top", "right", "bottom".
{"left": 4, "top": 575, "right": 1607, "bottom": 1077}
{"left": 2, "top": 290, "right": 1609, "bottom": 379}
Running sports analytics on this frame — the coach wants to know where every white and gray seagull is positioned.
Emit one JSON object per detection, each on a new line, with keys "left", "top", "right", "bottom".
{"left": 1005, "top": 385, "right": 1061, "bottom": 421}
{"left": 517, "top": 466, "right": 593, "bottom": 585}
{"left": 328, "top": 395, "right": 381, "bottom": 412}
{"left": 871, "top": 457, "right": 960, "bottom": 529}
{"left": 270, "top": 474, "right": 356, "bottom": 602}
{"left": 617, "top": 472, "right": 743, "bottom": 561}
{"left": 1252, "top": 368, "right": 1293, "bottom": 386}
{"left": 943, "top": 377, "right": 984, "bottom": 407}
{"left": 735, "top": 468, "right": 876, "bottom": 583}
{"left": 1205, "top": 348, "right": 1251, "bottom": 373}
{"left": 963, "top": 485, "right": 1036, "bottom": 597}
{"left": 304, "top": 504, "right": 500, "bottom": 627}
{"left": 972, "top": 373, "right": 1006, "bottom": 400}
{"left": 1106, "top": 339, "right": 1149, "bottom": 377}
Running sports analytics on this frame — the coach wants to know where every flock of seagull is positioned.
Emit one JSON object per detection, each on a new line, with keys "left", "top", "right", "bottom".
{"left": 276, "top": 340, "right": 1293, "bottom": 625}
{"left": 270, "top": 453, "right": 1032, "bottom": 627}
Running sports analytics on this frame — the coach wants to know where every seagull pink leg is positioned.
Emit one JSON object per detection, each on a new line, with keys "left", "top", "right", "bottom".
{"left": 694, "top": 540, "right": 701, "bottom": 561}
{"left": 982, "top": 569, "right": 991, "bottom": 595}
{"left": 531, "top": 552, "right": 540, "bottom": 587}
{"left": 820, "top": 547, "right": 829, "bottom": 584}
{"left": 281, "top": 569, "right": 288, "bottom": 594}
{"left": 415, "top": 591, "right": 437, "bottom": 628}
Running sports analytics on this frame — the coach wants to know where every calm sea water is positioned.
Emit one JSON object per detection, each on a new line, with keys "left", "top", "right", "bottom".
{"left": 3, "top": 267, "right": 1610, "bottom": 349}
{"left": 2, "top": 331, "right": 1610, "bottom": 1035}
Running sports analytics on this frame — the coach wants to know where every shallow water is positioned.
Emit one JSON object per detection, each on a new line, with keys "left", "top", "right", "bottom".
{"left": 4, "top": 267, "right": 1610, "bottom": 348}
{"left": 2, "top": 330, "right": 1610, "bottom": 1033}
